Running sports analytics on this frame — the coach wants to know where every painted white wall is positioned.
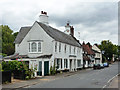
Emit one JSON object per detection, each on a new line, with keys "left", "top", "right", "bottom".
{"left": 52, "top": 40, "right": 83, "bottom": 70}
{"left": 16, "top": 22, "right": 54, "bottom": 58}
{"left": 15, "top": 44, "right": 19, "bottom": 53}
{"left": 39, "top": 14, "right": 49, "bottom": 25}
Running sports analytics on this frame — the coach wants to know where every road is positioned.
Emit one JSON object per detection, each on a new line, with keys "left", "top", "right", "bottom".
{"left": 26, "top": 62, "right": 119, "bottom": 88}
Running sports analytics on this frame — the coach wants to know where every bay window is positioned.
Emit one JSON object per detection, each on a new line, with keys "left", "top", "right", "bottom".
{"left": 29, "top": 42, "right": 42, "bottom": 53}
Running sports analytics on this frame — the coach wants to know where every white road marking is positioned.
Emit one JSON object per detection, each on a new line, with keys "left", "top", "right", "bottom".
{"left": 102, "top": 73, "right": 119, "bottom": 89}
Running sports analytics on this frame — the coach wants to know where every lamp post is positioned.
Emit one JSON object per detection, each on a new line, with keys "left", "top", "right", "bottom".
{"left": 102, "top": 50, "right": 105, "bottom": 63}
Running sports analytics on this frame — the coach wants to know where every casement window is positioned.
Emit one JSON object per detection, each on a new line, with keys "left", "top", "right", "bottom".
{"left": 64, "top": 59, "right": 68, "bottom": 68}
{"left": 55, "top": 42, "right": 57, "bottom": 52}
{"left": 29, "top": 42, "right": 42, "bottom": 53}
{"left": 31, "top": 42, "right": 37, "bottom": 52}
{"left": 59, "top": 42, "right": 61, "bottom": 52}
{"left": 77, "top": 60, "right": 81, "bottom": 67}
{"left": 38, "top": 42, "right": 41, "bottom": 52}
{"left": 69, "top": 46, "right": 71, "bottom": 54}
{"left": 56, "top": 59, "right": 60, "bottom": 69}
{"left": 65, "top": 44, "right": 66, "bottom": 53}
{"left": 74, "top": 47, "right": 76, "bottom": 54}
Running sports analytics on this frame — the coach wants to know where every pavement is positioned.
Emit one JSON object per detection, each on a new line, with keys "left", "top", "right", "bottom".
{"left": 106, "top": 74, "right": 120, "bottom": 89}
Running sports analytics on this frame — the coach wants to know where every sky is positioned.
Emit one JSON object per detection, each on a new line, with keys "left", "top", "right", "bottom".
{"left": 0, "top": 0, "right": 119, "bottom": 45}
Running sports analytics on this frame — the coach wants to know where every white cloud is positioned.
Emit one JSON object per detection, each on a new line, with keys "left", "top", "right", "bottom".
{"left": 0, "top": 0, "right": 118, "bottom": 45}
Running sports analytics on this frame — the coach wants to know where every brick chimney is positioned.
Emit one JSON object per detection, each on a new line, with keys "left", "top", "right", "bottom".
{"left": 70, "top": 26, "right": 74, "bottom": 36}
{"left": 39, "top": 11, "right": 49, "bottom": 24}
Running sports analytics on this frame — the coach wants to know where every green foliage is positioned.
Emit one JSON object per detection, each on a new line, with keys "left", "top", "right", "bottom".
{"left": 99, "top": 40, "right": 118, "bottom": 62}
{"left": 0, "top": 53, "right": 7, "bottom": 57}
{"left": 50, "top": 66, "right": 53, "bottom": 75}
{"left": 50, "top": 62, "right": 56, "bottom": 75}
{"left": 52, "top": 62, "right": 56, "bottom": 75}
{"left": 2, "top": 61, "right": 29, "bottom": 72}
{"left": 0, "top": 63, "right": 2, "bottom": 71}
{"left": 0, "top": 25, "right": 18, "bottom": 56}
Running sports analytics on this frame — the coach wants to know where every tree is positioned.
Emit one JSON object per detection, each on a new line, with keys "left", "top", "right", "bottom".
{"left": 98, "top": 40, "right": 118, "bottom": 62}
{"left": 0, "top": 25, "right": 18, "bottom": 56}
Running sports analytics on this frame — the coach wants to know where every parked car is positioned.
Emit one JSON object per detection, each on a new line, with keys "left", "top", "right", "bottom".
{"left": 100, "top": 63, "right": 104, "bottom": 69}
{"left": 93, "top": 64, "right": 100, "bottom": 70}
{"left": 103, "top": 62, "right": 109, "bottom": 67}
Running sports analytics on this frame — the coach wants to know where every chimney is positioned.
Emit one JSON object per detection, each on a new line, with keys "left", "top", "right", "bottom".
{"left": 70, "top": 26, "right": 74, "bottom": 36}
{"left": 64, "top": 22, "right": 71, "bottom": 35}
{"left": 39, "top": 11, "right": 49, "bottom": 24}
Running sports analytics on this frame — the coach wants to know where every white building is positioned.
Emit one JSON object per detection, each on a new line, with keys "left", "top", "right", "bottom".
{"left": 4, "top": 11, "right": 83, "bottom": 76}
{"left": 92, "top": 44, "right": 102, "bottom": 64}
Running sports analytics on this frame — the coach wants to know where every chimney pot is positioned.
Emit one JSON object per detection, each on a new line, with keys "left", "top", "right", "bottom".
{"left": 41, "top": 11, "right": 44, "bottom": 14}
{"left": 70, "top": 26, "right": 74, "bottom": 36}
{"left": 67, "top": 23, "right": 69, "bottom": 26}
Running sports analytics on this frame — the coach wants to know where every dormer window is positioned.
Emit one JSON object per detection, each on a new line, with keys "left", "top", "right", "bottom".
{"left": 29, "top": 41, "right": 42, "bottom": 53}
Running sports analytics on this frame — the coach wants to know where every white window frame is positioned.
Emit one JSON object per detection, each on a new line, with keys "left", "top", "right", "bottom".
{"left": 29, "top": 42, "right": 42, "bottom": 53}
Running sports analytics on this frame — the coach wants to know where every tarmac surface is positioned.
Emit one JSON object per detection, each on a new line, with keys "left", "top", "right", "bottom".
{"left": 2, "top": 62, "right": 119, "bottom": 89}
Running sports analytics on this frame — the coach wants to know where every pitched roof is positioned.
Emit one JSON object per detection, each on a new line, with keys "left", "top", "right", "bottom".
{"left": 82, "top": 44, "right": 95, "bottom": 55}
{"left": 37, "top": 22, "right": 81, "bottom": 47}
{"left": 15, "top": 21, "right": 81, "bottom": 47}
{"left": 14, "top": 26, "right": 31, "bottom": 44}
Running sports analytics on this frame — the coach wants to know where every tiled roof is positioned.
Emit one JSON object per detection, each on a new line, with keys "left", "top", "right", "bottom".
{"left": 14, "top": 27, "right": 31, "bottom": 44}
{"left": 82, "top": 44, "right": 95, "bottom": 55}
{"left": 14, "top": 21, "right": 81, "bottom": 47}
{"left": 37, "top": 21, "right": 81, "bottom": 47}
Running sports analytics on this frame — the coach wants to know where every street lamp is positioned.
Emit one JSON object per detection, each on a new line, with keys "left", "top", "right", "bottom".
{"left": 102, "top": 50, "right": 105, "bottom": 63}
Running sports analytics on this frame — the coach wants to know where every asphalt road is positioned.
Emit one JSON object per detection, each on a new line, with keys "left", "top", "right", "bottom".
{"left": 27, "top": 62, "right": 119, "bottom": 88}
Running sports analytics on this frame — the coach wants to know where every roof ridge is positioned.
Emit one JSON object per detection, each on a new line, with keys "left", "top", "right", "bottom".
{"left": 37, "top": 21, "right": 81, "bottom": 47}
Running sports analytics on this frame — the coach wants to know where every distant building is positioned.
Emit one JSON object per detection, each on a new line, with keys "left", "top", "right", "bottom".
{"left": 82, "top": 42, "right": 95, "bottom": 68}
{"left": 92, "top": 44, "right": 102, "bottom": 64}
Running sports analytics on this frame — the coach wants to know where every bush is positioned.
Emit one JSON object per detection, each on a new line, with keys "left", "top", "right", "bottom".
{"left": 50, "top": 66, "right": 53, "bottom": 75}
{"left": 0, "top": 63, "right": 2, "bottom": 71}
{"left": 50, "top": 62, "right": 56, "bottom": 75}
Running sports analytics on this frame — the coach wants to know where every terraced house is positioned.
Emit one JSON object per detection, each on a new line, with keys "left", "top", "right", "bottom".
{"left": 4, "top": 11, "right": 83, "bottom": 76}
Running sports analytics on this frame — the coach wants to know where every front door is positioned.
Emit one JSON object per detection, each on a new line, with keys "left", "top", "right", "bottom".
{"left": 70, "top": 59, "right": 72, "bottom": 71}
{"left": 44, "top": 61, "right": 49, "bottom": 76}
{"left": 38, "top": 61, "right": 42, "bottom": 76}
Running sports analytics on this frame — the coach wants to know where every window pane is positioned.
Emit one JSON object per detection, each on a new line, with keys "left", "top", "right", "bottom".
{"left": 65, "top": 45, "right": 66, "bottom": 53}
{"left": 55, "top": 42, "right": 57, "bottom": 52}
{"left": 31, "top": 42, "right": 37, "bottom": 52}
{"left": 38, "top": 42, "right": 41, "bottom": 52}
{"left": 59, "top": 43, "right": 61, "bottom": 52}
{"left": 29, "top": 43, "right": 30, "bottom": 52}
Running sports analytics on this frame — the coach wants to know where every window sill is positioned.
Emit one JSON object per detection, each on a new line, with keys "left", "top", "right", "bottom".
{"left": 28, "top": 52, "right": 42, "bottom": 54}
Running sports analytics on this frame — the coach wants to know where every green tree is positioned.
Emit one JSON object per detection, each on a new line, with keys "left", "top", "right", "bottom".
{"left": 0, "top": 25, "right": 18, "bottom": 56}
{"left": 99, "top": 40, "right": 118, "bottom": 62}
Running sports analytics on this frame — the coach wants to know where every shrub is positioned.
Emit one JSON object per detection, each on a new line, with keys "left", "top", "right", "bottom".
{"left": 52, "top": 62, "right": 56, "bottom": 75}
{"left": 0, "top": 63, "right": 2, "bottom": 71}
{"left": 50, "top": 66, "right": 53, "bottom": 75}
